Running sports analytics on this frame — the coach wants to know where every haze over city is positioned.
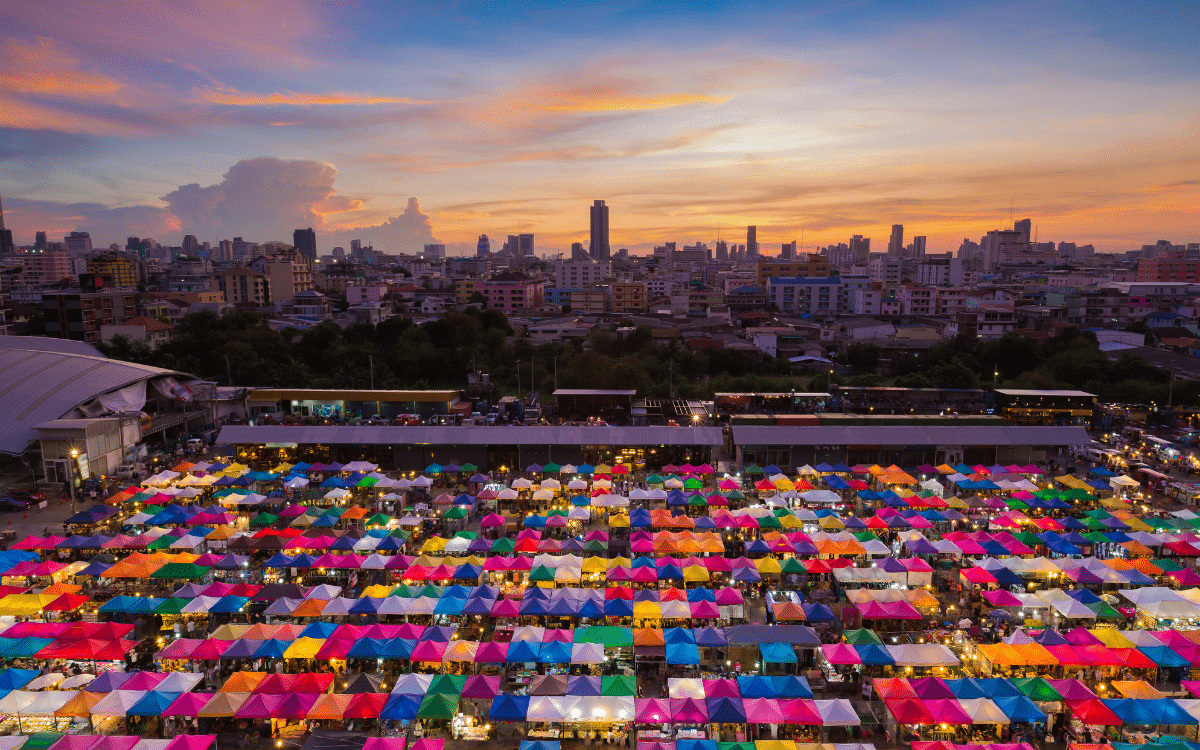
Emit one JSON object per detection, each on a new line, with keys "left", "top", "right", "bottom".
{"left": 1, "top": 0, "right": 1197, "bottom": 255}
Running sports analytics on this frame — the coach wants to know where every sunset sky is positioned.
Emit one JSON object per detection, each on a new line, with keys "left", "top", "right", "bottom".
{"left": 1, "top": 0, "right": 1197, "bottom": 255}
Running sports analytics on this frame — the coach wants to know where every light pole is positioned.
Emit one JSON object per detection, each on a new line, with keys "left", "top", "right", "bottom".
{"left": 827, "top": 368, "right": 834, "bottom": 391}
{"left": 993, "top": 369, "right": 998, "bottom": 388}
{"left": 67, "top": 448, "right": 78, "bottom": 514}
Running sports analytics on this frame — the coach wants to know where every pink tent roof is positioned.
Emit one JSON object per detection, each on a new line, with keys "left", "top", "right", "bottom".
{"left": 410, "top": 640, "right": 447, "bottom": 661}
{"left": 715, "top": 588, "right": 744, "bottom": 605}
{"left": 703, "top": 679, "right": 741, "bottom": 698}
{"left": 926, "top": 699, "right": 973, "bottom": 724}
{"left": 981, "top": 589, "right": 1022, "bottom": 606}
{"left": 363, "top": 740, "right": 407, "bottom": 750}
{"left": 670, "top": 697, "right": 708, "bottom": 723}
{"left": 781, "top": 698, "right": 823, "bottom": 724}
{"left": 743, "top": 698, "right": 785, "bottom": 723}
{"left": 635, "top": 697, "right": 672, "bottom": 723}
{"left": 822, "top": 643, "right": 862, "bottom": 665}
{"left": 164, "top": 737, "right": 216, "bottom": 750}
{"left": 163, "top": 693, "right": 216, "bottom": 717}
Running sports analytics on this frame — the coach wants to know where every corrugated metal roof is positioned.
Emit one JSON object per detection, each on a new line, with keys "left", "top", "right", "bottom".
{"left": 730, "top": 425, "right": 1090, "bottom": 447}
{"left": 0, "top": 335, "right": 103, "bottom": 357}
{"left": 216, "top": 424, "right": 724, "bottom": 446}
{"left": 995, "top": 389, "right": 1096, "bottom": 397}
{"left": 0, "top": 348, "right": 182, "bottom": 455}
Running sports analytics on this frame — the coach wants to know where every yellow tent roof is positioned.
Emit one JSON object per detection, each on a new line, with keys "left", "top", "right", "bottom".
{"left": 977, "top": 643, "right": 1027, "bottom": 666}
{"left": 1111, "top": 680, "right": 1164, "bottom": 700}
{"left": 0, "top": 593, "right": 57, "bottom": 616}
{"left": 209, "top": 623, "right": 251, "bottom": 640}
{"left": 683, "top": 565, "right": 710, "bottom": 582}
{"left": 818, "top": 516, "right": 845, "bottom": 529}
{"left": 632, "top": 601, "right": 663, "bottom": 618}
{"left": 361, "top": 584, "right": 394, "bottom": 598}
{"left": 607, "top": 557, "right": 632, "bottom": 569}
{"left": 1088, "top": 628, "right": 1135, "bottom": 649}
{"left": 608, "top": 514, "right": 630, "bottom": 528}
{"left": 582, "top": 557, "right": 608, "bottom": 574}
{"left": 419, "top": 537, "right": 448, "bottom": 553}
{"left": 205, "top": 525, "right": 237, "bottom": 540}
{"left": 282, "top": 637, "right": 326, "bottom": 659}
{"left": 943, "top": 497, "right": 968, "bottom": 508}
{"left": 755, "top": 557, "right": 782, "bottom": 574}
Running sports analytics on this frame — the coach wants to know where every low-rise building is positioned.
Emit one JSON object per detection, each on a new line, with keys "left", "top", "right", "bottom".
{"left": 212, "top": 266, "right": 270, "bottom": 306}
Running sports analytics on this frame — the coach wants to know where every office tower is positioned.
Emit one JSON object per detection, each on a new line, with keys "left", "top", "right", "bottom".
{"left": 293, "top": 228, "right": 317, "bottom": 260}
{"left": 0, "top": 196, "right": 12, "bottom": 255}
{"left": 477, "top": 234, "right": 490, "bottom": 257}
{"left": 589, "top": 199, "right": 610, "bottom": 260}
{"left": 571, "top": 242, "right": 591, "bottom": 260}
{"left": 507, "top": 233, "right": 534, "bottom": 257}
{"left": 332, "top": 247, "right": 345, "bottom": 259}
{"left": 422, "top": 243, "right": 446, "bottom": 259}
{"left": 1014, "top": 218, "right": 1031, "bottom": 245}
{"left": 350, "top": 239, "right": 362, "bottom": 253}
{"left": 781, "top": 241, "right": 796, "bottom": 260}
{"left": 65, "top": 231, "right": 92, "bottom": 257}
{"left": 232, "top": 237, "right": 258, "bottom": 262}
{"left": 850, "top": 235, "right": 870, "bottom": 262}
{"left": 746, "top": 226, "right": 758, "bottom": 257}
{"left": 910, "top": 236, "right": 926, "bottom": 259}
{"left": 888, "top": 224, "right": 904, "bottom": 256}
{"left": 715, "top": 240, "right": 728, "bottom": 261}
{"left": 217, "top": 240, "right": 233, "bottom": 262}
{"left": 982, "top": 229, "right": 1025, "bottom": 270}
{"left": 35, "top": 231, "right": 47, "bottom": 250}
{"left": 182, "top": 235, "right": 199, "bottom": 256}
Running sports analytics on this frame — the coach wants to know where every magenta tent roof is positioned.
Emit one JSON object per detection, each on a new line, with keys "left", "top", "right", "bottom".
{"left": 1048, "top": 679, "right": 1096, "bottom": 700}
{"left": 635, "top": 697, "right": 672, "bottom": 723}
{"left": 703, "top": 679, "right": 741, "bottom": 698}
{"left": 363, "top": 740, "right": 407, "bottom": 750}
{"left": 462, "top": 675, "right": 501, "bottom": 699}
{"left": 163, "top": 692, "right": 215, "bottom": 716}
{"left": 474, "top": 641, "right": 509, "bottom": 662}
{"left": 480, "top": 514, "right": 505, "bottom": 527}
{"left": 743, "top": 698, "right": 785, "bottom": 723}
{"left": 982, "top": 590, "right": 1023, "bottom": 607}
{"left": 410, "top": 640, "right": 448, "bottom": 661}
{"left": 926, "top": 699, "right": 973, "bottom": 724}
{"left": 822, "top": 643, "right": 862, "bottom": 664}
{"left": 670, "top": 697, "right": 708, "bottom": 723}
{"left": 164, "top": 737, "right": 216, "bottom": 750}
{"left": 715, "top": 588, "right": 743, "bottom": 605}
{"left": 782, "top": 699, "right": 823, "bottom": 724}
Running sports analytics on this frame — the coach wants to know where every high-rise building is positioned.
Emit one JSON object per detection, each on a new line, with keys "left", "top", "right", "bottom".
{"left": 65, "top": 231, "right": 92, "bottom": 257}
{"left": 1014, "top": 218, "right": 1032, "bottom": 245}
{"left": 982, "top": 229, "right": 1026, "bottom": 270}
{"left": 35, "top": 231, "right": 47, "bottom": 250}
{"left": 293, "top": 228, "right": 317, "bottom": 260}
{"left": 507, "top": 233, "right": 535, "bottom": 257}
{"left": 780, "top": 241, "right": 796, "bottom": 260}
{"left": 589, "top": 200, "right": 610, "bottom": 260}
{"left": 910, "top": 236, "right": 927, "bottom": 259}
{"left": 477, "top": 235, "right": 490, "bottom": 257}
{"left": 181, "top": 235, "right": 199, "bottom": 256}
{"left": 746, "top": 226, "right": 758, "bottom": 257}
{"left": 850, "top": 235, "right": 871, "bottom": 262}
{"left": 422, "top": 243, "right": 446, "bottom": 259}
{"left": 715, "top": 240, "right": 728, "bottom": 261}
{"left": 0, "top": 196, "right": 13, "bottom": 256}
{"left": 888, "top": 225, "right": 904, "bottom": 256}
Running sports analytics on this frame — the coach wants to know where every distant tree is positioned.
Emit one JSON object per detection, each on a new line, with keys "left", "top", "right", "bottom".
{"left": 842, "top": 343, "right": 882, "bottom": 374}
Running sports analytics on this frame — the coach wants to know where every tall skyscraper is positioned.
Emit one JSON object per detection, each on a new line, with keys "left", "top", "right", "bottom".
{"left": 780, "top": 241, "right": 796, "bottom": 260}
{"left": 589, "top": 200, "right": 610, "bottom": 260}
{"left": 0, "top": 196, "right": 13, "bottom": 256}
{"left": 850, "top": 235, "right": 870, "bottom": 262}
{"left": 65, "top": 231, "right": 92, "bottom": 257}
{"left": 35, "top": 231, "right": 47, "bottom": 250}
{"left": 293, "top": 228, "right": 317, "bottom": 260}
{"left": 715, "top": 240, "right": 728, "bottom": 261}
{"left": 746, "top": 226, "right": 759, "bottom": 257}
{"left": 507, "top": 233, "right": 535, "bottom": 256}
{"left": 477, "top": 234, "right": 490, "bottom": 257}
{"left": 888, "top": 225, "right": 904, "bottom": 256}
{"left": 182, "top": 235, "right": 199, "bottom": 256}
{"left": 910, "top": 236, "right": 926, "bottom": 259}
{"left": 1014, "top": 218, "right": 1031, "bottom": 245}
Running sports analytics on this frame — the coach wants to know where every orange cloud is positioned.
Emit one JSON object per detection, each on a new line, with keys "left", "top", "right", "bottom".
{"left": 0, "top": 38, "right": 125, "bottom": 99}
{"left": 194, "top": 86, "right": 437, "bottom": 107}
{"left": 540, "top": 87, "right": 728, "bottom": 113}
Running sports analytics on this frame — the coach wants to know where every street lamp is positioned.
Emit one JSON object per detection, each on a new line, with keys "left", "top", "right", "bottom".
{"left": 827, "top": 368, "right": 834, "bottom": 391}
{"left": 993, "top": 369, "right": 998, "bottom": 388}
{"left": 68, "top": 448, "right": 79, "bottom": 514}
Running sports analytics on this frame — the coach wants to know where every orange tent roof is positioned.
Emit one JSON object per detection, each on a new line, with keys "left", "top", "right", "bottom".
{"left": 55, "top": 690, "right": 104, "bottom": 717}
{"left": 1011, "top": 642, "right": 1058, "bottom": 665}
{"left": 978, "top": 643, "right": 1027, "bottom": 666}
{"left": 633, "top": 628, "right": 665, "bottom": 646}
{"left": 220, "top": 672, "right": 268, "bottom": 692}
{"left": 772, "top": 602, "right": 806, "bottom": 621}
{"left": 307, "top": 693, "right": 352, "bottom": 720}
{"left": 1111, "top": 680, "right": 1164, "bottom": 699}
{"left": 292, "top": 599, "right": 328, "bottom": 617}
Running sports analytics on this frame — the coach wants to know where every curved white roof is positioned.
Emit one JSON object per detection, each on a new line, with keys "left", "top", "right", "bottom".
{"left": 0, "top": 343, "right": 187, "bottom": 455}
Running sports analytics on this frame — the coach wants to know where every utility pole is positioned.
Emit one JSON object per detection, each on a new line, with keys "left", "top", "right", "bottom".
{"left": 669, "top": 360, "right": 674, "bottom": 400}
{"left": 225, "top": 353, "right": 234, "bottom": 386}
{"left": 554, "top": 356, "right": 558, "bottom": 392}
{"left": 1169, "top": 369, "right": 1176, "bottom": 406}
{"left": 516, "top": 359, "right": 521, "bottom": 402}
{"left": 369, "top": 355, "right": 375, "bottom": 390}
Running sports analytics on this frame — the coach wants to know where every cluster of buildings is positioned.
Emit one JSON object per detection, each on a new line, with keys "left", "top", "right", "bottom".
{"left": 1, "top": 198, "right": 1198, "bottom": 372}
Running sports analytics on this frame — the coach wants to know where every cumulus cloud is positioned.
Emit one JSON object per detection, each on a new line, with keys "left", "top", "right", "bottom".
{"left": 7, "top": 157, "right": 439, "bottom": 252}
{"left": 161, "top": 157, "right": 363, "bottom": 241}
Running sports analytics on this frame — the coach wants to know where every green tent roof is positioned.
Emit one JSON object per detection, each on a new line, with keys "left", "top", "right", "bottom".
{"left": 149, "top": 562, "right": 212, "bottom": 579}
{"left": 1011, "top": 676, "right": 1062, "bottom": 702}
{"left": 250, "top": 513, "right": 278, "bottom": 527}
{"left": 843, "top": 628, "right": 883, "bottom": 645}
{"left": 443, "top": 507, "right": 467, "bottom": 519}
{"left": 601, "top": 675, "right": 637, "bottom": 696}
{"left": 153, "top": 597, "right": 190, "bottom": 615}
{"left": 416, "top": 693, "right": 459, "bottom": 720}
{"left": 491, "top": 538, "right": 515, "bottom": 553}
{"left": 426, "top": 674, "right": 466, "bottom": 695}
{"left": 528, "top": 565, "right": 556, "bottom": 581}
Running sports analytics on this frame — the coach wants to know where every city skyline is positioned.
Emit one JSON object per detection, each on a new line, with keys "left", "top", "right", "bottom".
{"left": 1, "top": 1, "right": 1197, "bottom": 255}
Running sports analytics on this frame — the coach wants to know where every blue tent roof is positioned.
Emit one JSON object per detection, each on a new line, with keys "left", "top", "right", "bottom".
{"left": 760, "top": 642, "right": 797, "bottom": 663}
{"left": 381, "top": 693, "right": 422, "bottom": 721}
{"left": 736, "top": 675, "right": 777, "bottom": 698}
{"left": 665, "top": 643, "right": 700, "bottom": 664}
{"left": 489, "top": 694, "right": 530, "bottom": 722}
{"left": 771, "top": 675, "right": 813, "bottom": 699}
{"left": 127, "top": 690, "right": 181, "bottom": 717}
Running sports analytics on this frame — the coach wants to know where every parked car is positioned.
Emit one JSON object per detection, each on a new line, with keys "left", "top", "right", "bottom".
{"left": 0, "top": 497, "right": 32, "bottom": 512}
{"left": 7, "top": 489, "right": 45, "bottom": 504}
